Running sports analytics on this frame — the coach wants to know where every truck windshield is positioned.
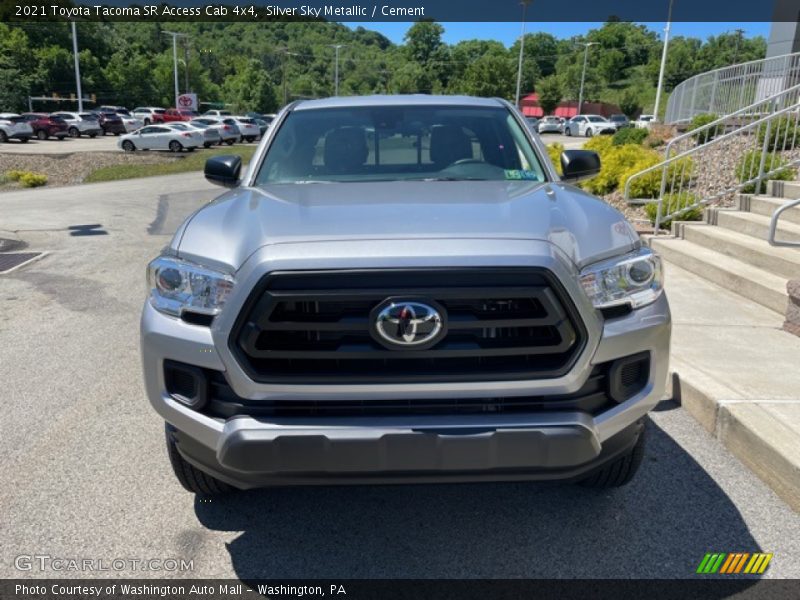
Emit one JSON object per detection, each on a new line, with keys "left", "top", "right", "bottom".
{"left": 254, "top": 105, "right": 546, "bottom": 185}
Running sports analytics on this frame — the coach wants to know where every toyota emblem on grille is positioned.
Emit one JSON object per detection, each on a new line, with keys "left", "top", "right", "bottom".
{"left": 371, "top": 299, "right": 446, "bottom": 349}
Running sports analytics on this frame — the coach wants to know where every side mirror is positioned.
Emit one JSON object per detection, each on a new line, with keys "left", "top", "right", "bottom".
{"left": 204, "top": 155, "right": 241, "bottom": 188}
{"left": 560, "top": 150, "right": 601, "bottom": 183}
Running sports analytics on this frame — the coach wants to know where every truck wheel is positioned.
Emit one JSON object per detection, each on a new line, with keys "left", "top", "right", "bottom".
{"left": 36, "top": 130, "right": 48, "bottom": 140}
{"left": 68, "top": 127, "right": 80, "bottom": 138}
{"left": 579, "top": 420, "right": 646, "bottom": 488}
{"left": 169, "top": 140, "right": 182, "bottom": 152}
{"left": 165, "top": 424, "right": 231, "bottom": 495}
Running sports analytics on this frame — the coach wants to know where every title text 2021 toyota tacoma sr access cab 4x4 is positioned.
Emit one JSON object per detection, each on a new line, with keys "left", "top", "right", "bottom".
{"left": 141, "top": 95, "right": 670, "bottom": 495}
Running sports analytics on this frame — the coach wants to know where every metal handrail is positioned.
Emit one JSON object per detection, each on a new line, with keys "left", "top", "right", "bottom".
{"left": 624, "top": 100, "right": 800, "bottom": 232}
{"left": 665, "top": 51, "right": 800, "bottom": 124}
{"left": 769, "top": 198, "right": 800, "bottom": 247}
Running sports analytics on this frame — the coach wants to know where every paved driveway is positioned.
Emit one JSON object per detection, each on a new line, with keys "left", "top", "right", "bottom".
{"left": 1, "top": 173, "right": 798, "bottom": 579}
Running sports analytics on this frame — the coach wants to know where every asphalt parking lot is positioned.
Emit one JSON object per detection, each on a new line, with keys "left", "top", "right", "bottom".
{"left": 1, "top": 172, "right": 799, "bottom": 580}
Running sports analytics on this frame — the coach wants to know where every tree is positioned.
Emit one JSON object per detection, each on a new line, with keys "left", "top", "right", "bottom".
{"left": 222, "top": 59, "right": 278, "bottom": 113}
{"left": 619, "top": 89, "right": 641, "bottom": 118}
{"left": 459, "top": 54, "right": 514, "bottom": 99}
{"left": 537, "top": 76, "right": 562, "bottom": 115}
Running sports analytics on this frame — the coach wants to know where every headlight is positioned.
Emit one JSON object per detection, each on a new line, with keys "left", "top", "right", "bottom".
{"left": 579, "top": 247, "right": 663, "bottom": 309}
{"left": 147, "top": 256, "right": 234, "bottom": 317}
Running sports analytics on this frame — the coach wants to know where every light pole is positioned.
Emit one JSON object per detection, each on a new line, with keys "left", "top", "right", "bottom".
{"left": 280, "top": 49, "right": 299, "bottom": 106}
{"left": 514, "top": 0, "right": 532, "bottom": 108}
{"left": 653, "top": 0, "right": 674, "bottom": 123}
{"left": 162, "top": 31, "right": 188, "bottom": 107}
{"left": 329, "top": 44, "right": 346, "bottom": 96}
{"left": 577, "top": 42, "right": 598, "bottom": 115}
{"left": 70, "top": 22, "right": 83, "bottom": 111}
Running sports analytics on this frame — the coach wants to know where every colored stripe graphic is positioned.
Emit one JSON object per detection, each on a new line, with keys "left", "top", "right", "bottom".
{"left": 699, "top": 553, "right": 773, "bottom": 574}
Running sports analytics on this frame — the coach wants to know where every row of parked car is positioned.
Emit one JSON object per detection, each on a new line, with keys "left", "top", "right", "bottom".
{"left": 0, "top": 106, "right": 276, "bottom": 152}
{"left": 524, "top": 113, "right": 656, "bottom": 137}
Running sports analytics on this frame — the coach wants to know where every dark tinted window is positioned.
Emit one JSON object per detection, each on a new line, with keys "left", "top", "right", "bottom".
{"left": 255, "top": 105, "right": 544, "bottom": 185}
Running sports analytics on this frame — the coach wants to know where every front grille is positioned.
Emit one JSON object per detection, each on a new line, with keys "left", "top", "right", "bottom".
{"left": 230, "top": 269, "right": 587, "bottom": 384}
{"left": 203, "top": 364, "right": 612, "bottom": 418}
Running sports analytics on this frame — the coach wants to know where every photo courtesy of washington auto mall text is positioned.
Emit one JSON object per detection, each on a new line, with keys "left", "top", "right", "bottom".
{"left": 2, "top": 0, "right": 800, "bottom": 598}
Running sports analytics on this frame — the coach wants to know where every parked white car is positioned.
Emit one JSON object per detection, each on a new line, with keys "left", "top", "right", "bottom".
{"left": 192, "top": 117, "right": 239, "bottom": 145}
{"left": 634, "top": 114, "right": 656, "bottom": 129}
{"left": 537, "top": 116, "right": 564, "bottom": 134}
{"left": 233, "top": 117, "right": 260, "bottom": 142}
{"left": 131, "top": 107, "right": 167, "bottom": 125}
{"left": 167, "top": 122, "right": 220, "bottom": 148}
{"left": 565, "top": 115, "right": 616, "bottom": 137}
{"left": 0, "top": 113, "right": 34, "bottom": 143}
{"left": 118, "top": 124, "right": 203, "bottom": 152}
{"left": 203, "top": 109, "right": 232, "bottom": 117}
{"left": 51, "top": 111, "right": 104, "bottom": 138}
{"left": 120, "top": 115, "right": 144, "bottom": 132}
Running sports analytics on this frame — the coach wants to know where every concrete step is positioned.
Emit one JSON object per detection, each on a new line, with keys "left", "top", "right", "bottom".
{"left": 666, "top": 263, "right": 800, "bottom": 513}
{"left": 678, "top": 222, "right": 800, "bottom": 280}
{"left": 744, "top": 194, "right": 800, "bottom": 225}
{"left": 649, "top": 236, "right": 789, "bottom": 314}
{"left": 712, "top": 209, "right": 800, "bottom": 244}
{"left": 769, "top": 180, "right": 800, "bottom": 199}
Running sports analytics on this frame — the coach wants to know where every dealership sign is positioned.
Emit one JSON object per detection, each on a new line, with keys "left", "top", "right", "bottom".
{"left": 177, "top": 93, "right": 197, "bottom": 111}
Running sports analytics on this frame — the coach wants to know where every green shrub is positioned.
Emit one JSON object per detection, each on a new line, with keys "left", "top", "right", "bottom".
{"left": 735, "top": 150, "right": 796, "bottom": 194}
{"left": 546, "top": 142, "right": 564, "bottom": 174}
{"left": 756, "top": 116, "right": 799, "bottom": 152}
{"left": 612, "top": 127, "right": 648, "bottom": 146}
{"left": 4, "top": 170, "right": 48, "bottom": 187}
{"left": 688, "top": 113, "right": 719, "bottom": 145}
{"left": 584, "top": 144, "right": 661, "bottom": 195}
{"left": 620, "top": 156, "right": 695, "bottom": 199}
{"left": 584, "top": 135, "right": 614, "bottom": 157}
{"left": 645, "top": 192, "right": 704, "bottom": 229}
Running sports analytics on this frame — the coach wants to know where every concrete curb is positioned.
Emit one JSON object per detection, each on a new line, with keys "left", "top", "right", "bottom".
{"left": 673, "top": 362, "right": 800, "bottom": 513}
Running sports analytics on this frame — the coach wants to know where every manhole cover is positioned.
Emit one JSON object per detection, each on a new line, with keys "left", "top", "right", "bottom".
{"left": 0, "top": 252, "right": 44, "bottom": 274}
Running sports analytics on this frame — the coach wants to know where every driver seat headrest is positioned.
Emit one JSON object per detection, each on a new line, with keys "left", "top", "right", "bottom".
{"left": 429, "top": 125, "right": 473, "bottom": 168}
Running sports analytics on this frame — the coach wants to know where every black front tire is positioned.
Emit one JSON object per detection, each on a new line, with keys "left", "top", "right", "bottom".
{"left": 585, "top": 128, "right": 593, "bottom": 138}
{"left": 36, "top": 130, "right": 48, "bottom": 140}
{"left": 225, "top": 139, "right": 235, "bottom": 146}
{"left": 579, "top": 421, "right": 646, "bottom": 488}
{"left": 121, "top": 140, "right": 135, "bottom": 152}
{"left": 68, "top": 127, "right": 80, "bottom": 138}
{"left": 165, "top": 424, "right": 231, "bottom": 495}
{"left": 0, "top": 130, "right": 7, "bottom": 143}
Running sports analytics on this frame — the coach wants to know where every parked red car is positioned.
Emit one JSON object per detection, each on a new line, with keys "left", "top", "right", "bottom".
{"left": 163, "top": 108, "right": 198, "bottom": 122}
{"left": 20, "top": 113, "right": 69, "bottom": 140}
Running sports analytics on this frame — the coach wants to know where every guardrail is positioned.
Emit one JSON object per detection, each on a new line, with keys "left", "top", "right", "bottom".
{"left": 665, "top": 52, "right": 800, "bottom": 124}
{"left": 624, "top": 83, "right": 800, "bottom": 232}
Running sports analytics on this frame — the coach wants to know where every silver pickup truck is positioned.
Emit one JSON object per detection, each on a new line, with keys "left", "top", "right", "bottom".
{"left": 141, "top": 95, "right": 670, "bottom": 495}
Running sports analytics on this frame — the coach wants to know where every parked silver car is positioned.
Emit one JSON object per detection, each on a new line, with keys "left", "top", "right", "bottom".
{"left": 118, "top": 124, "right": 202, "bottom": 152}
{"left": 192, "top": 117, "right": 239, "bottom": 145}
{"left": 537, "top": 116, "right": 564, "bottom": 134}
{"left": 186, "top": 120, "right": 223, "bottom": 147}
{"left": 565, "top": 115, "right": 616, "bottom": 137}
{"left": 0, "top": 113, "right": 34, "bottom": 143}
{"left": 141, "top": 95, "right": 670, "bottom": 495}
{"left": 51, "top": 111, "right": 104, "bottom": 138}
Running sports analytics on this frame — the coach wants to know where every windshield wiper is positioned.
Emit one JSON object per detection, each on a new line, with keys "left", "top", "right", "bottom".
{"left": 408, "top": 177, "right": 492, "bottom": 182}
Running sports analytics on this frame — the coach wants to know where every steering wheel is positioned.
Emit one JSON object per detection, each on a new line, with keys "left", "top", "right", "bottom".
{"left": 449, "top": 158, "right": 485, "bottom": 167}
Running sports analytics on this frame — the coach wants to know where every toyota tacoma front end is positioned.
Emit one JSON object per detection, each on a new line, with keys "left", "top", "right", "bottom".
{"left": 141, "top": 95, "right": 670, "bottom": 494}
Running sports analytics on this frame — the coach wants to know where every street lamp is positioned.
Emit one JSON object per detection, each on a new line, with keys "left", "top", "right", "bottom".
{"left": 576, "top": 41, "right": 598, "bottom": 116}
{"left": 514, "top": 0, "right": 532, "bottom": 108}
{"left": 279, "top": 49, "right": 300, "bottom": 106}
{"left": 329, "top": 44, "right": 347, "bottom": 96}
{"left": 653, "top": 0, "right": 674, "bottom": 123}
{"left": 70, "top": 22, "right": 83, "bottom": 112}
{"left": 162, "top": 31, "right": 188, "bottom": 107}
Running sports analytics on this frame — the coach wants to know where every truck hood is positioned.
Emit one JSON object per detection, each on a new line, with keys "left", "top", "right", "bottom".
{"left": 175, "top": 180, "right": 639, "bottom": 271}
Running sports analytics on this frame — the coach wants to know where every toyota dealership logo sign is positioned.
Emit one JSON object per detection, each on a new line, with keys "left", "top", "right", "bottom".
{"left": 177, "top": 93, "right": 197, "bottom": 111}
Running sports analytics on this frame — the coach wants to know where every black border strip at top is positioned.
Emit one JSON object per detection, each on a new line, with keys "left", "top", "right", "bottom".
{"left": 4, "top": 0, "right": 799, "bottom": 22}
